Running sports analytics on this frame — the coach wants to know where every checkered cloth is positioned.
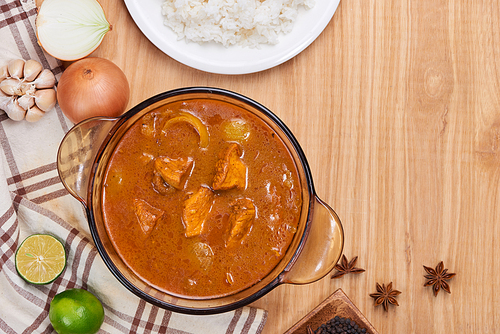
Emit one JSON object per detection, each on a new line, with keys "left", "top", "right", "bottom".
{"left": 0, "top": 0, "right": 268, "bottom": 333}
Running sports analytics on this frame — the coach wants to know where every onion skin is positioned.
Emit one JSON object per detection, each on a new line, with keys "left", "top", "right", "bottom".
{"left": 57, "top": 57, "right": 130, "bottom": 124}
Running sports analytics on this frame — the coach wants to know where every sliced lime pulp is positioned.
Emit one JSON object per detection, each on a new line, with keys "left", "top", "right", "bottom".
{"left": 15, "top": 234, "right": 66, "bottom": 285}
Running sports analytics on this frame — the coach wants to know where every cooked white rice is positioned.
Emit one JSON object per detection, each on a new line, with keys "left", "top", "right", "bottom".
{"left": 161, "top": 0, "right": 315, "bottom": 48}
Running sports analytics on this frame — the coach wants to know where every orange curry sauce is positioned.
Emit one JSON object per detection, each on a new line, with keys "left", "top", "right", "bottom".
{"left": 102, "top": 99, "right": 302, "bottom": 298}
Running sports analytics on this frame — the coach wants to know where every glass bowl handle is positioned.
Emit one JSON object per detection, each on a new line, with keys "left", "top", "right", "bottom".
{"left": 282, "top": 196, "right": 344, "bottom": 284}
{"left": 57, "top": 117, "right": 119, "bottom": 206}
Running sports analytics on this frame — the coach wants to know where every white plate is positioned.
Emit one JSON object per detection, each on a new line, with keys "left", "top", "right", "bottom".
{"left": 124, "top": 0, "right": 341, "bottom": 75}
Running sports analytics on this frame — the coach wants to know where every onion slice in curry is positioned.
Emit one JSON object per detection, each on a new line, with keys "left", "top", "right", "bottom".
{"left": 163, "top": 111, "right": 209, "bottom": 148}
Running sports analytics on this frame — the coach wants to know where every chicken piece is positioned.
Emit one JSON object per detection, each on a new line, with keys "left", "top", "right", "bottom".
{"left": 151, "top": 171, "right": 172, "bottom": 195}
{"left": 138, "top": 152, "right": 155, "bottom": 165}
{"left": 190, "top": 242, "right": 214, "bottom": 272}
{"left": 212, "top": 143, "right": 247, "bottom": 190}
{"left": 140, "top": 109, "right": 168, "bottom": 138}
{"left": 154, "top": 156, "right": 193, "bottom": 190}
{"left": 182, "top": 187, "right": 214, "bottom": 237}
{"left": 226, "top": 198, "right": 255, "bottom": 248}
{"left": 133, "top": 199, "right": 164, "bottom": 236}
{"left": 265, "top": 182, "right": 282, "bottom": 225}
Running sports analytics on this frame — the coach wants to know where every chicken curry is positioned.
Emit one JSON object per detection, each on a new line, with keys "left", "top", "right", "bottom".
{"left": 102, "top": 99, "right": 302, "bottom": 298}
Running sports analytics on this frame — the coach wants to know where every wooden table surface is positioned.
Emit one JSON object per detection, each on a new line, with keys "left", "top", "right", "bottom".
{"left": 91, "top": 0, "right": 500, "bottom": 332}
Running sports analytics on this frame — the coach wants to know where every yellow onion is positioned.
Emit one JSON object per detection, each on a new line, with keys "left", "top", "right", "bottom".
{"left": 57, "top": 57, "right": 130, "bottom": 124}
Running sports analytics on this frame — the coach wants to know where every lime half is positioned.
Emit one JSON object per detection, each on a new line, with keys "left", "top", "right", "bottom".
{"left": 15, "top": 234, "right": 66, "bottom": 285}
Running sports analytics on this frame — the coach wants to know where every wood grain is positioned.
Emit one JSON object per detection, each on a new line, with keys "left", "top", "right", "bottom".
{"left": 92, "top": 0, "right": 500, "bottom": 332}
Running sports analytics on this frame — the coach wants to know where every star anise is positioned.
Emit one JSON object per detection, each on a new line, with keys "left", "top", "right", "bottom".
{"left": 331, "top": 255, "right": 365, "bottom": 279}
{"left": 369, "top": 282, "right": 401, "bottom": 311}
{"left": 423, "top": 261, "right": 456, "bottom": 296}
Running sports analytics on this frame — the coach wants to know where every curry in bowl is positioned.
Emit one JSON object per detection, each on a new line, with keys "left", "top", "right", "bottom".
{"left": 57, "top": 87, "right": 343, "bottom": 314}
{"left": 101, "top": 98, "right": 302, "bottom": 298}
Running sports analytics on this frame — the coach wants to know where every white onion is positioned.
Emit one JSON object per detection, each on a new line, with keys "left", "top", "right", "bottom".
{"left": 36, "top": 0, "right": 111, "bottom": 61}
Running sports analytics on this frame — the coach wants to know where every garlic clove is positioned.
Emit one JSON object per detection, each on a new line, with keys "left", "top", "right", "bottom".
{"left": 18, "top": 94, "right": 35, "bottom": 110}
{"left": 7, "top": 59, "right": 25, "bottom": 79}
{"left": 25, "top": 105, "right": 45, "bottom": 122}
{"left": 0, "top": 87, "right": 10, "bottom": 98}
{"left": 0, "top": 78, "right": 34, "bottom": 96}
{"left": 0, "top": 64, "right": 8, "bottom": 81}
{"left": 24, "top": 59, "right": 43, "bottom": 82}
{"left": 5, "top": 99, "right": 27, "bottom": 121}
{"left": 34, "top": 88, "right": 57, "bottom": 111}
{"left": 33, "top": 69, "right": 56, "bottom": 89}
{"left": 0, "top": 78, "right": 21, "bottom": 96}
{"left": 0, "top": 89, "right": 14, "bottom": 110}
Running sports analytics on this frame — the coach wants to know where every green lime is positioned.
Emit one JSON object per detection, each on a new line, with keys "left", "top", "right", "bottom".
{"left": 15, "top": 234, "right": 66, "bottom": 285}
{"left": 49, "top": 288, "right": 105, "bottom": 334}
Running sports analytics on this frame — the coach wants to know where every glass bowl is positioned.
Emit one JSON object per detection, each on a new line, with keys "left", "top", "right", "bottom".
{"left": 57, "top": 87, "right": 344, "bottom": 315}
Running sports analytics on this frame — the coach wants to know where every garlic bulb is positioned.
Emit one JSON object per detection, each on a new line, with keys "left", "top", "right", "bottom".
{"left": 0, "top": 59, "right": 56, "bottom": 122}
